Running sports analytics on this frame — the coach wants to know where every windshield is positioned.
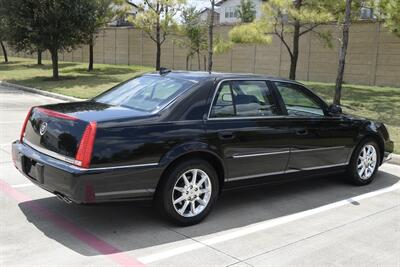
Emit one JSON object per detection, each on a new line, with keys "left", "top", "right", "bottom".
{"left": 94, "top": 75, "right": 196, "bottom": 112}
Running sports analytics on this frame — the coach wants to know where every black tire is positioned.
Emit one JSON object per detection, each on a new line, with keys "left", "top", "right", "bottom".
{"left": 347, "top": 139, "right": 380, "bottom": 185}
{"left": 155, "top": 159, "right": 219, "bottom": 226}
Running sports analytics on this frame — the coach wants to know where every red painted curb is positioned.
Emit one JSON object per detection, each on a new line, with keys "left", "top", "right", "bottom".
{"left": 0, "top": 179, "right": 146, "bottom": 267}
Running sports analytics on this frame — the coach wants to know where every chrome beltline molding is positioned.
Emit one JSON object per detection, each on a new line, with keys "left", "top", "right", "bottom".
{"left": 232, "top": 146, "right": 347, "bottom": 159}
{"left": 23, "top": 138, "right": 159, "bottom": 171}
{"left": 227, "top": 162, "right": 349, "bottom": 182}
{"left": 233, "top": 150, "right": 290, "bottom": 158}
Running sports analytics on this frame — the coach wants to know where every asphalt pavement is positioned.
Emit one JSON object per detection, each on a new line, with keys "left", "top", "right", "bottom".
{"left": 1, "top": 85, "right": 399, "bottom": 267}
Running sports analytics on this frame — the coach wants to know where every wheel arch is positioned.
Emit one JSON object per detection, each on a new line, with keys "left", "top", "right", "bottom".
{"left": 355, "top": 133, "right": 385, "bottom": 165}
{"left": 156, "top": 146, "right": 226, "bottom": 196}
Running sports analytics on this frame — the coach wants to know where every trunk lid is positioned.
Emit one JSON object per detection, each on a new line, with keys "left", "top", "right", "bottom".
{"left": 22, "top": 101, "right": 151, "bottom": 160}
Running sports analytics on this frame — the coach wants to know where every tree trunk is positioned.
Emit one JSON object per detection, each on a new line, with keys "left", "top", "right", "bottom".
{"left": 204, "top": 55, "right": 207, "bottom": 71}
{"left": 207, "top": 0, "right": 215, "bottom": 73}
{"left": 197, "top": 51, "right": 201, "bottom": 70}
{"left": 0, "top": 41, "right": 8, "bottom": 63}
{"left": 186, "top": 54, "right": 190, "bottom": 70}
{"left": 88, "top": 37, "right": 94, "bottom": 71}
{"left": 155, "top": 3, "right": 161, "bottom": 71}
{"left": 50, "top": 49, "right": 59, "bottom": 79}
{"left": 37, "top": 49, "right": 42, "bottom": 65}
{"left": 334, "top": 0, "right": 352, "bottom": 106}
{"left": 289, "top": 21, "right": 300, "bottom": 80}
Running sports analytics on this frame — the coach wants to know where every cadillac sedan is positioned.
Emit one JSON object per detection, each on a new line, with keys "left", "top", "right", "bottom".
{"left": 12, "top": 71, "right": 394, "bottom": 225}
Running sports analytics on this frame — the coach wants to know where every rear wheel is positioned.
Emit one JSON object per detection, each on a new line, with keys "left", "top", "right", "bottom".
{"left": 348, "top": 140, "right": 380, "bottom": 185}
{"left": 156, "top": 159, "right": 219, "bottom": 225}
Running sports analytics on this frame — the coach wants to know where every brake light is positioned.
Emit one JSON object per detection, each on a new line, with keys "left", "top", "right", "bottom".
{"left": 36, "top": 107, "right": 78, "bottom": 121}
{"left": 20, "top": 107, "right": 33, "bottom": 142}
{"left": 75, "top": 122, "right": 97, "bottom": 168}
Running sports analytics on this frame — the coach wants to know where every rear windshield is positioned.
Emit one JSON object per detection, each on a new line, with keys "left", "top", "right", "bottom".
{"left": 94, "top": 75, "right": 195, "bottom": 112}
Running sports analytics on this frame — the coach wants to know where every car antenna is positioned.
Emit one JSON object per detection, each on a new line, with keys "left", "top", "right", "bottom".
{"left": 159, "top": 67, "right": 171, "bottom": 75}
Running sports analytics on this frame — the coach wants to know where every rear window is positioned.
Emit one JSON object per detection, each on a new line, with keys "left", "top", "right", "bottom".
{"left": 94, "top": 75, "right": 195, "bottom": 112}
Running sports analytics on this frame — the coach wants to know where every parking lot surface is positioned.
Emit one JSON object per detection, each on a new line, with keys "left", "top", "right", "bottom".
{"left": 1, "top": 85, "right": 399, "bottom": 267}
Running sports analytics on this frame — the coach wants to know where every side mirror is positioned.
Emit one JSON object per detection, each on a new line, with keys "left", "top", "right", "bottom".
{"left": 328, "top": 104, "right": 342, "bottom": 115}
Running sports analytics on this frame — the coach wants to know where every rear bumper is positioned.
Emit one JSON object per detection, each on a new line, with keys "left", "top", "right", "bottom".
{"left": 12, "top": 140, "right": 162, "bottom": 203}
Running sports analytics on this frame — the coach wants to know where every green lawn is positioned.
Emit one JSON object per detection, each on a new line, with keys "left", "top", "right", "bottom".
{"left": 0, "top": 57, "right": 153, "bottom": 99}
{"left": 0, "top": 57, "right": 398, "bottom": 153}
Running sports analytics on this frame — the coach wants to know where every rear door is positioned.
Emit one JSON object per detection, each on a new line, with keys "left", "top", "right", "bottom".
{"left": 272, "top": 81, "right": 355, "bottom": 172}
{"left": 205, "top": 79, "right": 292, "bottom": 182}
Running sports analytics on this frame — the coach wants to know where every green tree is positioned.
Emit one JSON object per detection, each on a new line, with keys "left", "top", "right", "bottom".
{"left": 0, "top": 15, "right": 8, "bottom": 63}
{"left": 378, "top": 0, "right": 400, "bottom": 37}
{"left": 178, "top": 7, "right": 208, "bottom": 70}
{"left": 131, "top": 0, "right": 185, "bottom": 70}
{"left": 229, "top": 0, "right": 334, "bottom": 80}
{"left": 86, "top": 0, "right": 128, "bottom": 71}
{"left": 237, "top": 0, "right": 257, "bottom": 23}
{"left": 1, "top": 0, "right": 95, "bottom": 79}
{"left": 207, "top": 0, "right": 216, "bottom": 72}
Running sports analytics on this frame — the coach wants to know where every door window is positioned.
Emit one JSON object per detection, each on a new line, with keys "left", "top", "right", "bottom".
{"left": 274, "top": 82, "right": 325, "bottom": 117}
{"left": 210, "top": 80, "right": 280, "bottom": 118}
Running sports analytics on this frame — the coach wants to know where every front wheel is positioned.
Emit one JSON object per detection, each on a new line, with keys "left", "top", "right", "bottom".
{"left": 156, "top": 159, "right": 219, "bottom": 226}
{"left": 348, "top": 140, "right": 380, "bottom": 185}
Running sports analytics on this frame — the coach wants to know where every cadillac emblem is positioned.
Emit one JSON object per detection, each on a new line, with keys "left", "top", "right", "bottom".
{"left": 39, "top": 122, "right": 48, "bottom": 136}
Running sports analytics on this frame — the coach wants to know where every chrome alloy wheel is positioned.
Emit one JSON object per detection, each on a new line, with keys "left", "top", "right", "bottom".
{"left": 357, "top": 144, "right": 377, "bottom": 180}
{"left": 172, "top": 169, "right": 212, "bottom": 217}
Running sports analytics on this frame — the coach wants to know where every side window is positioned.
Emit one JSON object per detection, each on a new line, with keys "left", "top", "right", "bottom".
{"left": 210, "top": 80, "right": 280, "bottom": 118}
{"left": 274, "top": 82, "right": 325, "bottom": 117}
{"left": 210, "top": 82, "right": 235, "bottom": 118}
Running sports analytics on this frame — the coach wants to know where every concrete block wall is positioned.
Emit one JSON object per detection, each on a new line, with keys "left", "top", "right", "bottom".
{"left": 6, "top": 21, "right": 400, "bottom": 87}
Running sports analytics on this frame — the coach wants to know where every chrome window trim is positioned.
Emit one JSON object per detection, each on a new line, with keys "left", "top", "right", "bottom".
{"left": 232, "top": 150, "right": 290, "bottom": 158}
{"left": 207, "top": 78, "right": 283, "bottom": 120}
{"left": 227, "top": 162, "right": 348, "bottom": 182}
{"left": 23, "top": 138, "right": 158, "bottom": 171}
{"left": 207, "top": 78, "right": 332, "bottom": 121}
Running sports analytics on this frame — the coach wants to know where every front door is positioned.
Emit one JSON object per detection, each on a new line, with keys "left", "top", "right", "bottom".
{"left": 205, "top": 80, "right": 292, "bottom": 181}
{"left": 272, "top": 81, "right": 354, "bottom": 172}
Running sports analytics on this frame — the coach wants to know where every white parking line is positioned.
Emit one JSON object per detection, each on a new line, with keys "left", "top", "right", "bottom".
{"left": 11, "top": 183, "right": 34, "bottom": 188}
{"left": 138, "top": 181, "right": 400, "bottom": 264}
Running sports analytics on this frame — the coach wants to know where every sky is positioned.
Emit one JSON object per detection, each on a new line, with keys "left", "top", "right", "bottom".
{"left": 187, "top": 0, "right": 211, "bottom": 9}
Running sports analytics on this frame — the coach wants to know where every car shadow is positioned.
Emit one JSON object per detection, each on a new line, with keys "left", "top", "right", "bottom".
{"left": 18, "top": 170, "right": 399, "bottom": 256}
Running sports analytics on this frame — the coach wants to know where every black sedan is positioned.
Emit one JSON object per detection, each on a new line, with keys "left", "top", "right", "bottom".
{"left": 12, "top": 71, "right": 394, "bottom": 225}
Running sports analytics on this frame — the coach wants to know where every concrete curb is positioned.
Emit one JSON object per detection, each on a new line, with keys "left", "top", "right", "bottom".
{"left": 0, "top": 81, "right": 85, "bottom": 102}
{"left": 388, "top": 153, "right": 400, "bottom": 166}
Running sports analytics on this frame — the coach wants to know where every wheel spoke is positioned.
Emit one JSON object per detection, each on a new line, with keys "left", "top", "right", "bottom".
{"left": 190, "top": 201, "right": 196, "bottom": 214}
{"left": 191, "top": 169, "right": 198, "bottom": 184}
{"left": 173, "top": 195, "right": 186, "bottom": 204}
{"left": 174, "top": 186, "right": 185, "bottom": 193}
{"left": 182, "top": 173, "right": 190, "bottom": 186}
{"left": 179, "top": 200, "right": 189, "bottom": 214}
{"left": 359, "top": 166, "right": 365, "bottom": 178}
{"left": 197, "top": 198, "right": 207, "bottom": 206}
{"left": 199, "top": 188, "right": 210, "bottom": 194}
{"left": 196, "top": 176, "right": 206, "bottom": 187}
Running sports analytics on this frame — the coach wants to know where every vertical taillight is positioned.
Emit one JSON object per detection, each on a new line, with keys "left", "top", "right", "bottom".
{"left": 75, "top": 122, "right": 97, "bottom": 168}
{"left": 20, "top": 107, "right": 33, "bottom": 142}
